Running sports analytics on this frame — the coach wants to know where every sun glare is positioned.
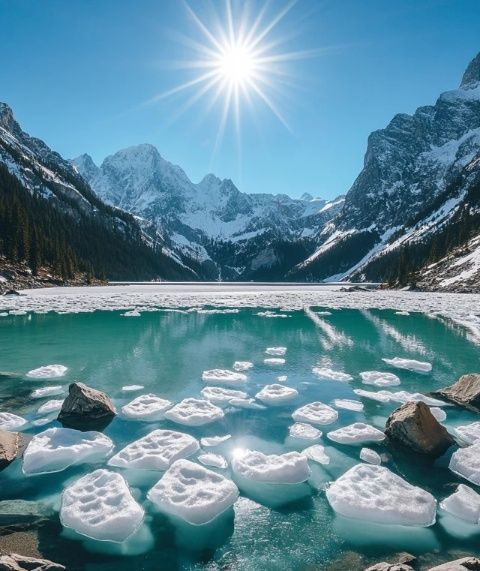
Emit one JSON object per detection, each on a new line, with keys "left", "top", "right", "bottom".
{"left": 217, "top": 43, "right": 256, "bottom": 86}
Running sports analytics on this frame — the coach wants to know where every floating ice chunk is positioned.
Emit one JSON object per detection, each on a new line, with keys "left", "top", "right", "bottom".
{"left": 255, "top": 384, "right": 298, "bottom": 405}
{"left": 23, "top": 427, "right": 114, "bottom": 475}
{"left": 327, "top": 423, "right": 385, "bottom": 445}
{"left": 263, "top": 358, "right": 285, "bottom": 365}
{"left": 302, "top": 444, "right": 330, "bottom": 465}
{"left": 108, "top": 429, "right": 199, "bottom": 471}
{"left": 232, "top": 450, "right": 311, "bottom": 484}
{"left": 454, "top": 422, "right": 480, "bottom": 445}
{"left": 382, "top": 357, "right": 432, "bottom": 373}
{"left": 382, "top": 391, "right": 446, "bottom": 407}
{"left": 61, "top": 469, "right": 144, "bottom": 542}
{"left": 26, "top": 364, "right": 68, "bottom": 379}
{"left": 229, "top": 397, "right": 263, "bottom": 410}
{"left": 315, "top": 311, "right": 332, "bottom": 316}
{"left": 332, "top": 399, "right": 364, "bottom": 412}
{"left": 430, "top": 407, "right": 447, "bottom": 422}
{"left": 0, "top": 412, "right": 27, "bottom": 431}
{"left": 257, "top": 311, "right": 289, "bottom": 318}
{"left": 165, "top": 398, "right": 224, "bottom": 426}
{"left": 201, "top": 386, "right": 248, "bottom": 407}
{"left": 277, "top": 375, "right": 288, "bottom": 382}
{"left": 147, "top": 459, "right": 239, "bottom": 525}
{"left": 360, "top": 448, "right": 382, "bottom": 465}
{"left": 37, "top": 399, "right": 64, "bottom": 414}
{"left": 292, "top": 402, "right": 338, "bottom": 426}
{"left": 122, "top": 309, "right": 141, "bottom": 317}
{"left": 289, "top": 423, "right": 322, "bottom": 440}
{"left": 360, "top": 371, "right": 401, "bottom": 387}
{"left": 121, "top": 394, "right": 172, "bottom": 422}
{"left": 449, "top": 442, "right": 480, "bottom": 485}
{"left": 265, "top": 347, "right": 287, "bottom": 356}
{"left": 31, "top": 386, "right": 64, "bottom": 399}
{"left": 395, "top": 311, "right": 410, "bottom": 316}
{"left": 353, "top": 389, "right": 391, "bottom": 403}
{"left": 31, "top": 417, "right": 51, "bottom": 427}
{"left": 121, "top": 385, "right": 144, "bottom": 392}
{"left": 440, "top": 484, "right": 480, "bottom": 524}
{"left": 198, "top": 453, "right": 228, "bottom": 469}
{"left": 200, "top": 435, "right": 231, "bottom": 447}
{"left": 233, "top": 361, "right": 253, "bottom": 372}
{"left": 326, "top": 464, "right": 436, "bottom": 526}
{"left": 312, "top": 367, "right": 353, "bottom": 382}
{"left": 201, "top": 369, "right": 247, "bottom": 385}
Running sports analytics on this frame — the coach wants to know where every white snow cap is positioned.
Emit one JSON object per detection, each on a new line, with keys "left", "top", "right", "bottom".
{"left": 289, "top": 422, "right": 322, "bottom": 440}
{"left": 200, "top": 435, "right": 231, "bottom": 447}
{"left": 360, "top": 371, "right": 401, "bottom": 387}
{"left": 312, "top": 367, "right": 353, "bottom": 382}
{"left": 0, "top": 412, "right": 27, "bottom": 431}
{"left": 61, "top": 469, "right": 144, "bottom": 542}
{"left": 233, "top": 361, "right": 253, "bottom": 372}
{"left": 26, "top": 364, "right": 68, "bottom": 379}
{"left": 302, "top": 444, "right": 330, "bottom": 465}
{"left": 326, "top": 464, "right": 436, "bottom": 526}
{"left": 108, "top": 429, "right": 199, "bottom": 471}
{"left": 121, "top": 394, "right": 172, "bottom": 421}
{"left": 440, "top": 484, "right": 480, "bottom": 524}
{"left": 198, "top": 453, "right": 228, "bottom": 469}
{"left": 31, "top": 386, "right": 64, "bottom": 399}
{"left": 232, "top": 449, "right": 311, "bottom": 484}
{"left": 449, "top": 442, "right": 480, "bottom": 485}
{"left": 37, "top": 399, "right": 64, "bottom": 414}
{"left": 332, "top": 399, "right": 364, "bottom": 412}
{"left": 382, "top": 357, "right": 432, "bottom": 373}
{"left": 255, "top": 384, "right": 298, "bottom": 405}
{"left": 165, "top": 398, "right": 224, "bottom": 426}
{"left": 265, "top": 347, "right": 287, "bottom": 356}
{"left": 147, "top": 459, "right": 239, "bottom": 525}
{"left": 263, "top": 358, "right": 285, "bottom": 365}
{"left": 292, "top": 402, "right": 338, "bottom": 426}
{"left": 327, "top": 423, "right": 385, "bottom": 445}
{"left": 23, "top": 427, "right": 113, "bottom": 475}
{"left": 360, "top": 448, "right": 382, "bottom": 465}
{"left": 201, "top": 386, "right": 248, "bottom": 407}
{"left": 454, "top": 422, "right": 480, "bottom": 445}
{"left": 201, "top": 369, "right": 247, "bottom": 385}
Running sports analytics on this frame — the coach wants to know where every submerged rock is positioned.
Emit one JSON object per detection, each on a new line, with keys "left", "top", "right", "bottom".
{"left": 427, "top": 557, "right": 480, "bottom": 570}
{"left": 57, "top": 382, "right": 115, "bottom": 428}
{"left": 0, "top": 553, "right": 65, "bottom": 570}
{"left": 0, "top": 499, "right": 53, "bottom": 525}
{"left": 435, "top": 373, "right": 480, "bottom": 411}
{"left": 0, "top": 430, "right": 23, "bottom": 470}
{"left": 385, "top": 401, "right": 454, "bottom": 456}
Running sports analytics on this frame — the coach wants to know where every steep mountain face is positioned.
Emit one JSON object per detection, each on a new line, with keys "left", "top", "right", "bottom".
{"left": 73, "top": 146, "right": 343, "bottom": 279}
{"left": 292, "top": 52, "right": 480, "bottom": 288}
{"left": 0, "top": 103, "right": 198, "bottom": 282}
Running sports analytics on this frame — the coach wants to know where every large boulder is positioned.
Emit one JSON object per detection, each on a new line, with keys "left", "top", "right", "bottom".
{"left": 435, "top": 374, "right": 480, "bottom": 411}
{"left": 0, "top": 553, "right": 65, "bottom": 571}
{"left": 0, "top": 430, "right": 23, "bottom": 470}
{"left": 57, "top": 382, "right": 115, "bottom": 429}
{"left": 385, "top": 401, "right": 454, "bottom": 456}
{"left": 427, "top": 557, "right": 480, "bottom": 570}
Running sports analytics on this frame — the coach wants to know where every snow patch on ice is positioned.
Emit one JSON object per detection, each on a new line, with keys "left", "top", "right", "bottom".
{"left": 164, "top": 398, "right": 224, "bottom": 426}
{"left": 360, "top": 371, "right": 401, "bottom": 387}
{"left": 440, "top": 484, "right": 480, "bottom": 524}
{"left": 255, "top": 384, "right": 298, "bottom": 405}
{"left": 121, "top": 394, "right": 172, "bottom": 422}
{"left": 327, "top": 423, "right": 385, "bottom": 445}
{"left": 312, "top": 367, "right": 353, "bottom": 382}
{"left": 198, "top": 453, "right": 228, "bottom": 469}
{"left": 288, "top": 423, "right": 322, "bottom": 440}
{"left": 201, "top": 386, "right": 248, "bottom": 407}
{"left": 265, "top": 347, "right": 287, "bottom": 356}
{"left": 232, "top": 450, "right": 311, "bottom": 484}
{"left": 360, "top": 448, "right": 382, "bottom": 465}
{"left": 31, "top": 386, "right": 64, "bottom": 399}
{"left": 202, "top": 369, "right": 247, "bottom": 385}
{"left": 200, "top": 435, "right": 231, "bottom": 447}
{"left": 382, "top": 357, "right": 432, "bottom": 373}
{"left": 302, "top": 444, "right": 330, "bottom": 465}
{"left": 26, "top": 364, "right": 68, "bottom": 379}
{"left": 449, "top": 442, "right": 480, "bottom": 485}
{"left": 0, "top": 412, "right": 27, "bottom": 431}
{"left": 332, "top": 399, "right": 364, "bottom": 412}
{"left": 454, "top": 422, "right": 480, "bottom": 445}
{"left": 292, "top": 402, "right": 338, "bottom": 426}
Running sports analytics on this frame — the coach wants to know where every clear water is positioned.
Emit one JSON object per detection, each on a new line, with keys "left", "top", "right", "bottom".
{"left": 0, "top": 307, "right": 479, "bottom": 570}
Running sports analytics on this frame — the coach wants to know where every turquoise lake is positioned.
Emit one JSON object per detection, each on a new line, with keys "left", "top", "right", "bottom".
{"left": 0, "top": 303, "right": 479, "bottom": 571}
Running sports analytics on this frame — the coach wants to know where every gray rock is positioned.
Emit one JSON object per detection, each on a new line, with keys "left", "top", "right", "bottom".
{"left": 365, "top": 563, "right": 414, "bottom": 571}
{"left": 57, "top": 382, "right": 115, "bottom": 428}
{"left": 0, "top": 430, "right": 22, "bottom": 470}
{"left": 385, "top": 401, "right": 455, "bottom": 456}
{"left": 427, "top": 557, "right": 480, "bottom": 570}
{"left": 0, "top": 500, "right": 53, "bottom": 525}
{"left": 0, "top": 553, "right": 65, "bottom": 571}
{"left": 435, "top": 374, "right": 480, "bottom": 412}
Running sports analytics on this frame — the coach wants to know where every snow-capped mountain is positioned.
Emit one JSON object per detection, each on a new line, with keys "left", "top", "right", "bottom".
{"left": 291, "top": 51, "right": 480, "bottom": 289}
{"left": 74, "top": 145, "right": 343, "bottom": 279}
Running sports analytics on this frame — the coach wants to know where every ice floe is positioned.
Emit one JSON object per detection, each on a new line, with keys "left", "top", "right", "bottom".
{"left": 233, "top": 361, "right": 253, "bottom": 372}
{"left": 200, "top": 435, "right": 231, "bottom": 447}
{"left": 360, "top": 448, "right": 382, "bottom": 465}
{"left": 289, "top": 423, "right": 322, "bottom": 440}
{"left": 302, "top": 444, "right": 330, "bottom": 465}
{"left": 449, "top": 442, "right": 480, "bottom": 485}
{"left": 326, "top": 464, "right": 436, "bottom": 526}
{"left": 263, "top": 358, "right": 285, "bottom": 365}
{"left": 454, "top": 422, "right": 480, "bottom": 445}
{"left": 360, "top": 371, "right": 401, "bottom": 387}
{"left": 26, "top": 364, "right": 68, "bottom": 379}
{"left": 31, "top": 386, "right": 64, "bottom": 399}
{"left": 353, "top": 389, "right": 391, "bottom": 403}
{"left": 165, "top": 398, "right": 224, "bottom": 426}
{"left": 265, "top": 347, "right": 287, "bottom": 356}
{"left": 23, "top": 427, "right": 114, "bottom": 475}
{"left": 121, "top": 385, "right": 144, "bottom": 392}
{"left": 327, "top": 423, "right": 385, "bottom": 445}
{"left": 61, "top": 469, "right": 144, "bottom": 542}
{"left": 147, "top": 459, "right": 239, "bottom": 525}
{"left": 0, "top": 412, "right": 27, "bottom": 431}
{"left": 37, "top": 399, "right": 64, "bottom": 414}
{"left": 108, "top": 429, "right": 199, "bottom": 471}
{"left": 440, "top": 484, "right": 480, "bottom": 524}
{"left": 229, "top": 397, "right": 263, "bottom": 410}
{"left": 395, "top": 311, "right": 410, "bottom": 316}
{"left": 353, "top": 389, "right": 446, "bottom": 407}
{"left": 292, "top": 402, "right": 338, "bottom": 426}
{"left": 277, "top": 375, "right": 288, "bottom": 382}
{"left": 31, "top": 417, "right": 51, "bottom": 427}
{"left": 257, "top": 311, "right": 289, "bottom": 318}
{"left": 122, "top": 309, "right": 141, "bottom": 317}
{"left": 201, "top": 386, "right": 248, "bottom": 407}
{"left": 332, "top": 399, "right": 364, "bottom": 412}
{"left": 430, "top": 407, "right": 447, "bottom": 422}
{"left": 198, "top": 453, "right": 228, "bottom": 469}
{"left": 312, "top": 367, "right": 353, "bottom": 382}
{"left": 231, "top": 450, "right": 311, "bottom": 484}
{"left": 255, "top": 384, "right": 298, "bottom": 405}
{"left": 382, "top": 357, "right": 432, "bottom": 373}
{"left": 201, "top": 369, "right": 247, "bottom": 385}
{"left": 121, "top": 394, "right": 172, "bottom": 422}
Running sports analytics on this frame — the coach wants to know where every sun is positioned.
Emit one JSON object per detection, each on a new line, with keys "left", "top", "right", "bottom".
{"left": 216, "top": 43, "right": 256, "bottom": 86}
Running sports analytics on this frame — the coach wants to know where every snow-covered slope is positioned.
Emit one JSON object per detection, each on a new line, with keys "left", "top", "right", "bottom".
{"left": 74, "top": 145, "right": 343, "bottom": 279}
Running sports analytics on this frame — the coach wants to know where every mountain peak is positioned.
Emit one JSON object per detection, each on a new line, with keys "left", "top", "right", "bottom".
{"left": 0, "top": 102, "right": 16, "bottom": 131}
{"left": 460, "top": 52, "right": 480, "bottom": 88}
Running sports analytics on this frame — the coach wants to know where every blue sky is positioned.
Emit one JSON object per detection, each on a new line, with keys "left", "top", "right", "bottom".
{"left": 1, "top": 0, "right": 479, "bottom": 199}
